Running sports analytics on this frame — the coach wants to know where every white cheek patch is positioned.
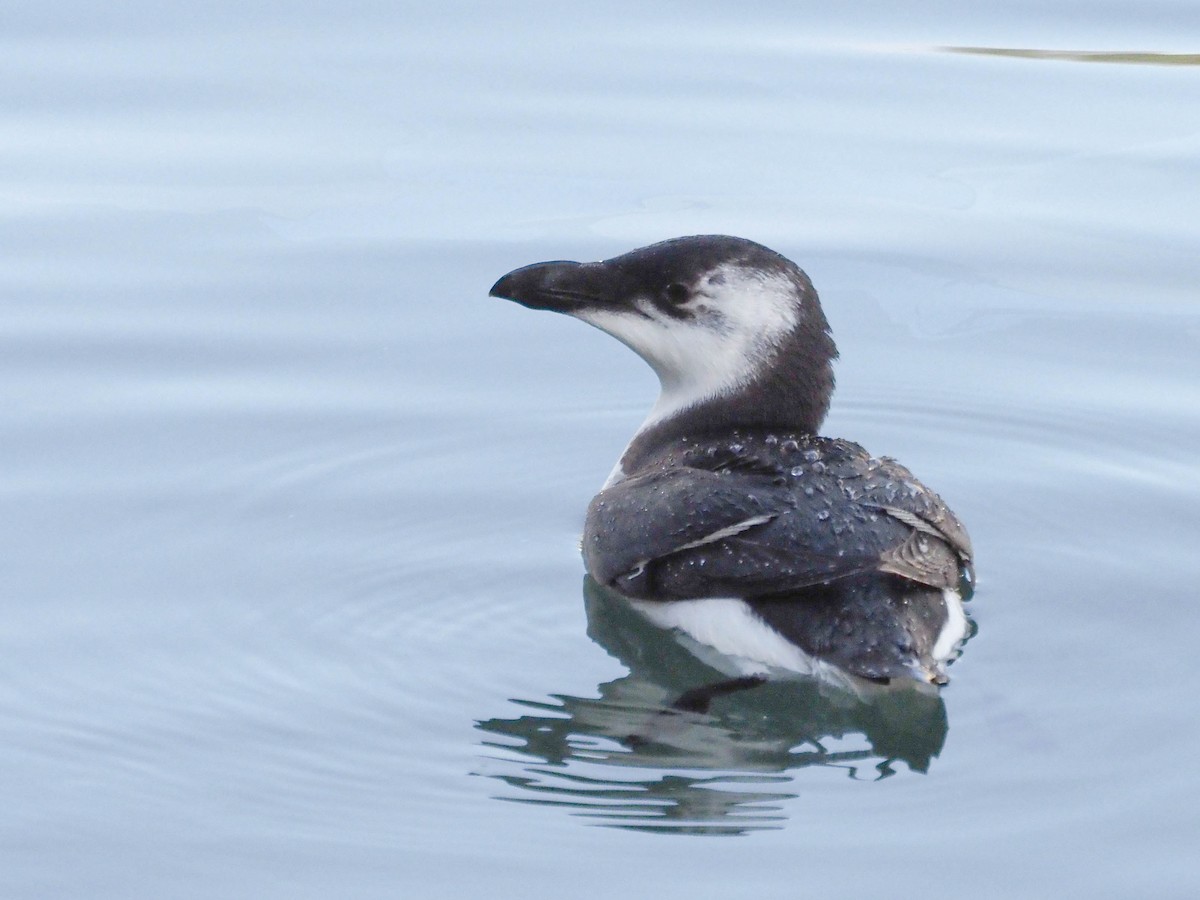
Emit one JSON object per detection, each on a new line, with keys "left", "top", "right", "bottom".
{"left": 576, "top": 267, "right": 799, "bottom": 430}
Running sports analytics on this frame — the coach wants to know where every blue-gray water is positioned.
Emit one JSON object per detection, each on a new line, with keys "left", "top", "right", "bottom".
{"left": 3, "top": 3, "right": 1199, "bottom": 898}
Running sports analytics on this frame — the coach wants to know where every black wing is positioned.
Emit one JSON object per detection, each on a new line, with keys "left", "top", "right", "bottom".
{"left": 582, "top": 437, "right": 972, "bottom": 601}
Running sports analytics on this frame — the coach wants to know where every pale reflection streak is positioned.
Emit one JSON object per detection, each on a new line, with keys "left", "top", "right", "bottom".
{"left": 941, "top": 46, "right": 1200, "bottom": 66}
{"left": 475, "top": 579, "right": 952, "bottom": 834}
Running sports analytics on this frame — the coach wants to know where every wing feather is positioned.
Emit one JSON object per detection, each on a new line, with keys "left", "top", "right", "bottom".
{"left": 582, "top": 434, "right": 972, "bottom": 600}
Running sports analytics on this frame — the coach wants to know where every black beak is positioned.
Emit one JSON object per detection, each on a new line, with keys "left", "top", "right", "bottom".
{"left": 489, "top": 259, "right": 627, "bottom": 315}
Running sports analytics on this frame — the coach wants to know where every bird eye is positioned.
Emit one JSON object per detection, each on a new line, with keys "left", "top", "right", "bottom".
{"left": 664, "top": 283, "right": 690, "bottom": 305}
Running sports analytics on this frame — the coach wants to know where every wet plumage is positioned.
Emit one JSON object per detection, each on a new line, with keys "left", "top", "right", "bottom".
{"left": 491, "top": 235, "right": 974, "bottom": 686}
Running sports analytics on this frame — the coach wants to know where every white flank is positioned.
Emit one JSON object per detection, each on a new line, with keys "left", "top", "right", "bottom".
{"left": 630, "top": 590, "right": 968, "bottom": 691}
{"left": 628, "top": 597, "right": 855, "bottom": 690}
{"left": 932, "top": 588, "right": 969, "bottom": 662}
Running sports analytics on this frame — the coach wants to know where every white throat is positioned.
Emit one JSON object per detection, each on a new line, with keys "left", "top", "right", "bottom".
{"left": 582, "top": 267, "right": 801, "bottom": 488}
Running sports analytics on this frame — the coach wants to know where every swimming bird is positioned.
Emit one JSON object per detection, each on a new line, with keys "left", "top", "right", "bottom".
{"left": 490, "top": 235, "right": 974, "bottom": 688}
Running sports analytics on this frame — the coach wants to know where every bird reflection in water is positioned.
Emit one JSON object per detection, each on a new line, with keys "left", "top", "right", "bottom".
{"left": 475, "top": 578, "right": 959, "bottom": 835}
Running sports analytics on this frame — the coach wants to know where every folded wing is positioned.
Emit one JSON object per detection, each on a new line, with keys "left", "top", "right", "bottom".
{"left": 583, "top": 437, "right": 972, "bottom": 601}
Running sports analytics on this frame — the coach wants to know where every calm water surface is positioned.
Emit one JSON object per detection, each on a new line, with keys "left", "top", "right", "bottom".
{"left": 3, "top": 3, "right": 1199, "bottom": 898}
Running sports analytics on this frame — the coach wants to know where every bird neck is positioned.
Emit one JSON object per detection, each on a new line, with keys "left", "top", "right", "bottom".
{"left": 606, "top": 345, "right": 837, "bottom": 487}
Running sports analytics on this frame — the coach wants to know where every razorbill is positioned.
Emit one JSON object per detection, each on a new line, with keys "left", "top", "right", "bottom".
{"left": 490, "top": 235, "right": 974, "bottom": 688}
